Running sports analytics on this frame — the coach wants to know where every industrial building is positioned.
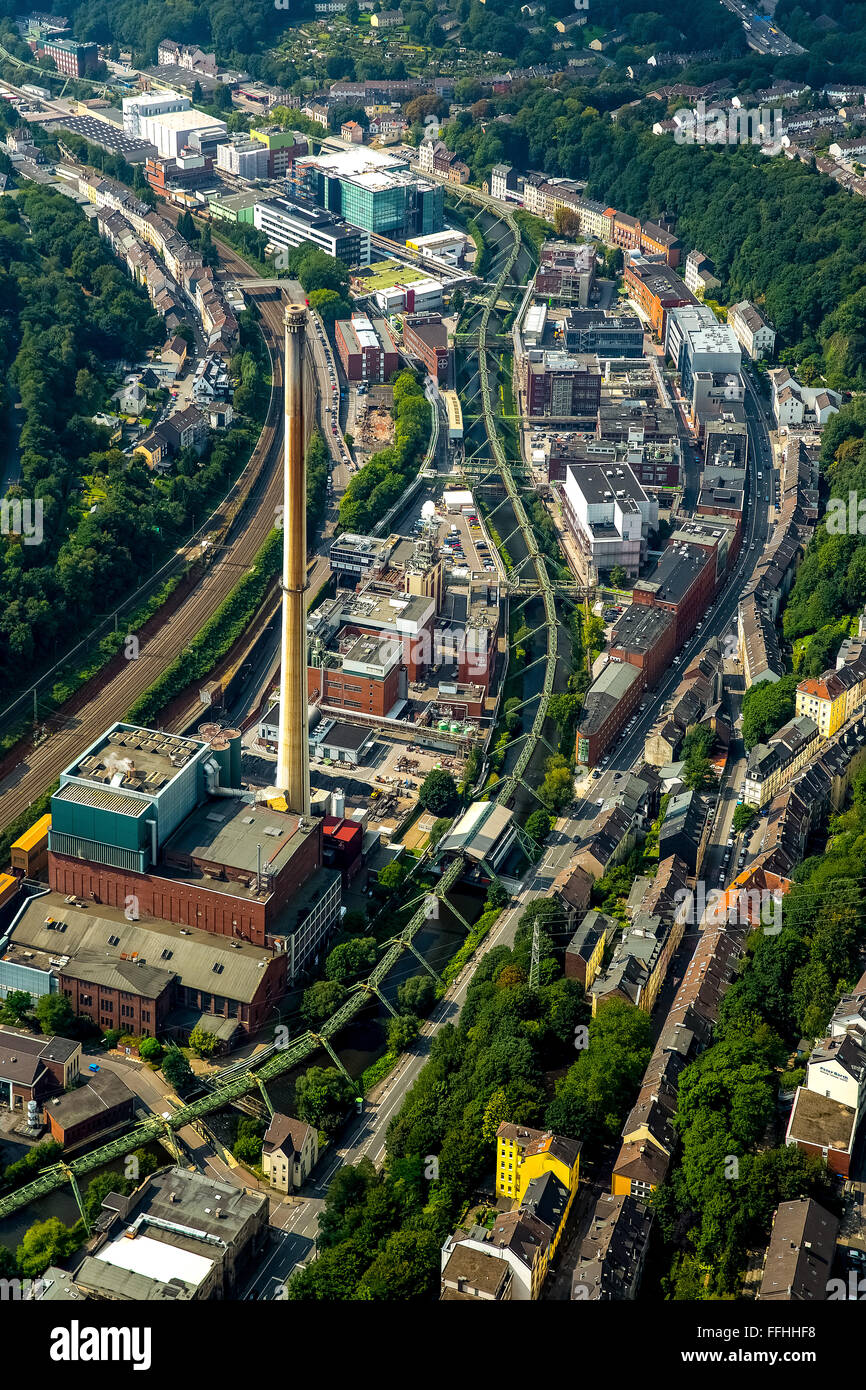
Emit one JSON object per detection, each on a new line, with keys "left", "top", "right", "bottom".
{"left": 372, "top": 277, "right": 443, "bottom": 316}
{"left": 334, "top": 313, "right": 400, "bottom": 382}
{"left": 36, "top": 721, "right": 340, "bottom": 966}
{"left": 44, "top": 1069, "right": 135, "bottom": 1149}
{"left": 137, "top": 108, "right": 228, "bottom": 161}
{"left": 123, "top": 90, "right": 191, "bottom": 138}
{"left": 216, "top": 135, "right": 269, "bottom": 181}
{"left": 73, "top": 1168, "right": 268, "bottom": 1301}
{"left": 559, "top": 462, "right": 657, "bottom": 583}
{"left": 405, "top": 229, "right": 467, "bottom": 266}
{"left": 248, "top": 126, "right": 310, "bottom": 177}
{"left": 624, "top": 258, "right": 697, "bottom": 342}
{"left": 401, "top": 313, "right": 451, "bottom": 382}
{"left": 665, "top": 304, "right": 741, "bottom": 404}
{"left": 0, "top": 1028, "right": 81, "bottom": 1111}
{"left": 254, "top": 196, "right": 369, "bottom": 268}
{"left": 525, "top": 351, "right": 602, "bottom": 419}
{"left": 34, "top": 36, "right": 99, "bottom": 77}
{"left": 565, "top": 309, "right": 644, "bottom": 358}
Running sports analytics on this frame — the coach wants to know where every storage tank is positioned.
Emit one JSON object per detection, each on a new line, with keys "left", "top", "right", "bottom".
{"left": 198, "top": 722, "right": 222, "bottom": 742}
{"left": 330, "top": 787, "right": 345, "bottom": 818}
{"left": 208, "top": 736, "right": 231, "bottom": 785}
{"left": 224, "top": 728, "right": 243, "bottom": 787}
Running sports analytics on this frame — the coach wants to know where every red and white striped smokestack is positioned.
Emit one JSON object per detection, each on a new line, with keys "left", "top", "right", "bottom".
{"left": 276, "top": 302, "right": 310, "bottom": 815}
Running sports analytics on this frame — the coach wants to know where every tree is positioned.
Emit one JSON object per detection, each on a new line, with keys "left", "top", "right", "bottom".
{"left": 295, "top": 1066, "right": 355, "bottom": 1132}
{"left": 609, "top": 565, "right": 628, "bottom": 589}
{"left": 356, "top": 1228, "right": 440, "bottom": 1300}
{"left": 302, "top": 979, "right": 348, "bottom": 1027}
{"left": 482, "top": 1087, "right": 510, "bottom": 1144}
{"left": 554, "top": 207, "right": 581, "bottom": 238}
{"left": 233, "top": 1117, "right": 265, "bottom": 1165}
{"left": 733, "top": 805, "right": 756, "bottom": 834}
{"left": 309, "top": 287, "right": 351, "bottom": 322}
{"left": 538, "top": 754, "right": 573, "bottom": 814}
{"left": 199, "top": 224, "right": 218, "bottom": 269}
{"left": 2, "top": 991, "right": 32, "bottom": 1025}
{"left": 138, "top": 1037, "right": 163, "bottom": 1064}
{"left": 161, "top": 1049, "right": 193, "bottom": 1093}
{"left": 418, "top": 768, "right": 458, "bottom": 815}
{"left": 428, "top": 817, "right": 451, "bottom": 851}
{"left": 343, "top": 909, "right": 368, "bottom": 933}
{"left": 192, "top": 80, "right": 203, "bottom": 104}
{"left": 742, "top": 674, "right": 798, "bottom": 750}
{"left": 397, "top": 974, "right": 434, "bottom": 1017}
{"left": 34, "top": 993, "right": 74, "bottom": 1037}
{"left": 387, "top": 1013, "right": 420, "bottom": 1053}
{"left": 378, "top": 861, "right": 408, "bottom": 892}
{"left": 485, "top": 879, "right": 508, "bottom": 910}
{"left": 525, "top": 809, "right": 553, "bottom": 846}
{"left": 16, "top": 1218, "right": 79, "bottom": 1278}
{"left": 451, "top": 288, "right": 464, "bottom": 313}
{"left": 188, "top": 1025, "right": 219, "bottom": 1057}
{"left": 325, "top": 937, "right": 378, "bottom": 983}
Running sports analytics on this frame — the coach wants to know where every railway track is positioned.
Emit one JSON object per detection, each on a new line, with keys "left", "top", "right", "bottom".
{"left": 0, "top": 280, "right": 291, "bottom": 832}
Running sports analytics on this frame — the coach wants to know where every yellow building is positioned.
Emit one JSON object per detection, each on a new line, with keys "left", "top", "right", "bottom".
{"left": 796, "top": 658, "right": 866, "bottom": 738}
{"left": 496, "top": 1122, "right": 580, "bottom": 1205}
{"left": 796, "top": 673, "right": 848, "bottom": 737}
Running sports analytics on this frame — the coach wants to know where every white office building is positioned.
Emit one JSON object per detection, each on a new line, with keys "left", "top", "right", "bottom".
{"left": 216, "top": 137, "right": 269, "bottom": 181}
{"left": 122, "top": 90, "right": 190, "bottom": 138}
{"left": 138, "top": 108, "right": 228, "bottom": 160}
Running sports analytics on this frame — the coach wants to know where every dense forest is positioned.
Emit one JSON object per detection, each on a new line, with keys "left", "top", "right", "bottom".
{"left": 0, "top": 186, "right": 266, "bottom": 700}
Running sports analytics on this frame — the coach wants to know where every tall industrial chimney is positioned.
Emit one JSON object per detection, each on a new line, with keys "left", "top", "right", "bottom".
{"left": 276, "top": 303, "right": 310, "bottom": 815}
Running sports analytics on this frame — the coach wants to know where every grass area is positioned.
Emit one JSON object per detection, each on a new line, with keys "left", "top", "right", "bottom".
{"left": 361, "top": 258, "right": 429, "bottom": 290}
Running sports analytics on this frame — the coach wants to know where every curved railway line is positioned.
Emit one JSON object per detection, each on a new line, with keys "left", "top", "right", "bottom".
{"left": 0, "top": 194, "right": 565, "bottom": 1226}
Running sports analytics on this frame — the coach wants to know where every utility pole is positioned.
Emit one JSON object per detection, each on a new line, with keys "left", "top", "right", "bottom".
{"left": 529, "top": 919, "right": 540, "bottom": 988}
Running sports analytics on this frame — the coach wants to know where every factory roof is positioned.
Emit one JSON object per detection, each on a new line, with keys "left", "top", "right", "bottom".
{"left": 44, "top": 1068, "right": 133, "bottom": 1127}
{"left": 164, "top": 798, "right": 315, "bottom": 881}
{"left": 634, "top": 542, "right": 713, "bottom": 605}
{"left": 62, "top": 724, "right": 207, "bottom": 797}
{"left": 578, "top": 662, "right": 641, "bottom": 735}
{"left": 9, "top": 895, "right": 281, "bottom": 1003}
{"left": 610, "top": 605, "right": 674, "bottom": 656}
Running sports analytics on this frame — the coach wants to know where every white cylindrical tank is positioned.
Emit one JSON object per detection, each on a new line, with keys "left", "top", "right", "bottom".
{"left": 330, "top": 787, "right": 345, "bottom": 818}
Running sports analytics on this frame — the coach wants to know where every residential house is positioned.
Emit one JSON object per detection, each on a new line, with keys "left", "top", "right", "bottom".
{"left": 261, "top": 1112, "right": 318, "bottom": 1193}
{"left": 758, "top": 1199, "right": 839, "bottom": 1300}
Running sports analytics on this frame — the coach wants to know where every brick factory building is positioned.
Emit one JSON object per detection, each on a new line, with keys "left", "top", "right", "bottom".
{"left": 334, "top": 313, "right": 399, "bottom": 383}
{"left": 631, "top": 540, "right": 717, "bottom": 647}
{"left": 402, "top": 313, "right": 451, "bottom": 382}
{"left": 44, "top": 1069, "right": 136, "bottom": 1149}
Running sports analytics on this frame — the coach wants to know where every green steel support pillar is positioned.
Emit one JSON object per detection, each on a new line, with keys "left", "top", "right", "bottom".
{"left": 61, "top": 1164, "right": 91, "bottom": 1237}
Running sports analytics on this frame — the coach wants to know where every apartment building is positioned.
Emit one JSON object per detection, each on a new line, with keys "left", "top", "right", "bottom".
{"left": 728, "top": 300, "right": 776, "bottom": 360}
{"left": 796, "top": 655, "right": 866, "bottom": 737}
{"left": 743, "top": 715, "right": 820, "bottom": 807}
